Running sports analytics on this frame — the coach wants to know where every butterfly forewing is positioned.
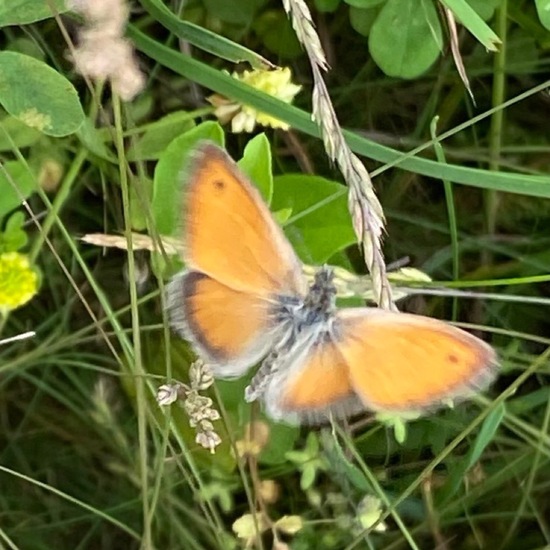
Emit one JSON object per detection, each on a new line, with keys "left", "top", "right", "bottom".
{"left": 182, "top": 143, "right": 304, "bottom": 297}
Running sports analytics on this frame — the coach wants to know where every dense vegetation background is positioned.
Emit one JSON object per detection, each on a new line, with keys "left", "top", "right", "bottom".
{"left": 1, "top": 0, "right": 549, "bottom": 549}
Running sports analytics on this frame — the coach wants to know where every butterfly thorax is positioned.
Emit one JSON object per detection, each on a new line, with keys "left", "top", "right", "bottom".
{"left": 302, "top": 266, "right": 337, "bottom": 321}
{"left": 271, "top": 266, "right": 336, "bottom": 333}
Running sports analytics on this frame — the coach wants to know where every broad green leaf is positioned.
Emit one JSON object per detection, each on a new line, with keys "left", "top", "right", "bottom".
{"left": 272, "top": 174, "right": 355, "bottom": 264}
{"left": 152, "top": 121, "right": 224, "bottom": 236}
{"left": 140, "top": 0, "right": 273, "bottom": 68}
{"left": 440, "top": 0, "right": 501, "bottom": 51}
{"left": 0, "top": 210, "right": 28, "bottom": 252}
{"left": 315, "top": 0, "right": 342, "bottom": 12}
{"left": 349, "top": 6, "right": 380, "bottom": 36}
{"left": 0, "top": 115, "right": 42, "bottom": 151}
{"left": 237, "top": 134, "right": 273, "bottom": 204}
{"left": 0, "top": 0, "right": 67, "bottom": 27}
{"left": 369, "top": 0, "right": 443, "bottom": 79}
{"left": 0, "top": 160, "right": 36, "bottom": 219}
{"left": 254, "top": 11, "right": 303, "bottom": 59}
{"left": 0, "top": 52, "right": 84, "bottom": 137}
{"left": 127, "top": 111, "right": 196, "bottom": 161}
{"left": 505, "top": 32, "right": 539, "bottom": 75}
{"left": 216, "top": 377, "right": 298, "bottom": 466}
{"left": 321, "top": 432, "right": 372, "bottom": 492}
{"left": 466, "top": 0, "right": 501, "bottom": 21}
{"left": 130, "top": 177, "right": 152, "bottom": 231}
{"left": 76, "top": 118, "right": 116, "bottom": 162}
{"left": 203, "top": 0, "right": 266, "bottom": 25}
{"left": 215, "top": 377, "right": 252, "bottom": 413}
{"left": 5, "top": 36, "right": 45, "bottom": 59}
{"left": 426, "top": 417, "right": 452, "bottom": 455}
{"left": 345, "top": 0, "right": 386, "bottom": 6}
{"left": 260, "top": 423, "right": 299, "bottom": 465}
{"left": 130, "top": 25, "right": 550, "bottom": 198}
{"left": 535, "top": 0, "right": 550, "bottom": 30}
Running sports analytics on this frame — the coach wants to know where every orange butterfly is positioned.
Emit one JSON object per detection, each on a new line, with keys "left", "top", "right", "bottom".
{"left": 167, "top": 142, "right": 497, "bottom": 423}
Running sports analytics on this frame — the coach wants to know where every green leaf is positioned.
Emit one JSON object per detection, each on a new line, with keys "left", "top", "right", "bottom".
{"left": 0, "top": 52, "right": 84, "bottom": 137}
{"left": 272, "top": 174, "right": 355, "bottom": 264}
{"left": 237, "top": 134, "right": 273, "bottom": 204}
{"left": 0, "top": 115, "right": 42, "bottom": 151}
{"left": 439, "top": 403, "right": 505, "bottom": 503}
{"left": 254, "top": 11, "right": 303, "bottom": 59}
{"left": 5, "top": 36, "right": 45, "bottom": 59}
{"left": 440, "top": 0, "right": 501, "bottom": 51}
{"left": 315, "top": 0, "right": 342, "bottom": 12}
{"left": 369, "top": 0, "right": 443, "bottom": 79}
{"left": 0, "top": 0, "right": 67, "bottom": 27}
{"left": 76, "top": 118, "right": 116, "bottom": 162}
{"left": 535, "top": 0, "right": 550, "bottom": 30}
{"left": 507, "top": 387, "right": 550, "bottom": 415}
{"left": 260, "top": 423, "right": 299, "bottom": 465}
{"left": 0, "top": 160, "right": 36, "bottom": 220}
{"left": 466, "top": 0, "right": 501, "bottom": 21}
{"left": 140, "top": 0, "right": 273, "bottom": 68}
{"left": 127, "top": 111, "right": 196, "bottom": 161}
{"left": 300, "top": 463, "right": 317, "bottom": 491}
{"left": 344, "top": 0, "right": 386, "bottom": 6}
{"left": 349, "top": 6, "right": 380, "bottom": 36}
{"left": 0, "top": 210, "right": 28, "bottom": 252}
{"left": 505, "top": 31, "right": 539, "bottom": 75}
{"left": 468, "top": 403, "right": 505, "bottom": 466}
{"left": 321, "top": 432, "right": 372, "bottom": 492}
{"left": 152, "top": 121, "right": 224, "bottom": 236}
{"left": 130, "top": 177, "right": 153, "bottom": 232}
{"left": 203, "top": 0, "right": 267, "bottom": 25}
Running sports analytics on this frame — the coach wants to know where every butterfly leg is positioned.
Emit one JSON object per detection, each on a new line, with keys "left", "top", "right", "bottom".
{"left": 244, "top": 349, "right": 282, "bottom": 402}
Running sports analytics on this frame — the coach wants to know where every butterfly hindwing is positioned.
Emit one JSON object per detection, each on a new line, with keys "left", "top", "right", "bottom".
{"left": 168, "top": 271, "right": 282, "bottom": 377}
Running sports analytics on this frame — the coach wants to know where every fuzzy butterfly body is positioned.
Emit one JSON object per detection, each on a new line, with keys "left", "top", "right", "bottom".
{"left": 167, "top": 142, "right": 497, "bottom": 424}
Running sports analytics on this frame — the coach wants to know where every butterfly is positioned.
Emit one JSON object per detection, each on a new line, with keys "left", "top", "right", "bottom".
{"left": 166, "top": 141, "right": 497, "bottom": 424}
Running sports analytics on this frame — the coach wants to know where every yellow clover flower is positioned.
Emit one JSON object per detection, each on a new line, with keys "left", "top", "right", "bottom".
{"left": 0, "top": 252, "right": 38, "bottom": 315}
{"left": 209, "top": 67, "right": 301, "bottom": 133}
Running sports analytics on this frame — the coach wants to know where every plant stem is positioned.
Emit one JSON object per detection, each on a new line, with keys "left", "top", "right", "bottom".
{"left": 485, "top": 0, "right": 508, "bottom": 262}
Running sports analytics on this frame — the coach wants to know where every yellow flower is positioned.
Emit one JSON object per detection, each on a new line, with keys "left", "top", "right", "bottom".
{"left": 0, "top": 252, "right": 38, "bottom": 315}
{"left": 209, "top": 67, "right": 301, "bottom": 133}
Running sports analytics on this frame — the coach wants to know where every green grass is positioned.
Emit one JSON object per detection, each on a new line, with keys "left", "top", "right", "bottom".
{"left": 1, "top": 1, "right": 550, "bottom": 549}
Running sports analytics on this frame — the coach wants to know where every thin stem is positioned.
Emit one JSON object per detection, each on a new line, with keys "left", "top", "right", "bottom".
{"left": 430, "top": 116, "right": 459, "bottom": 320}
{"left": 113, "top": 94, "right": 152, "bottom": 548}
{"left": 29, "top": 148, "right": 87, "bottom": 263}
{"left": 485, "top": 0, "right": 508, "bottom": 254}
